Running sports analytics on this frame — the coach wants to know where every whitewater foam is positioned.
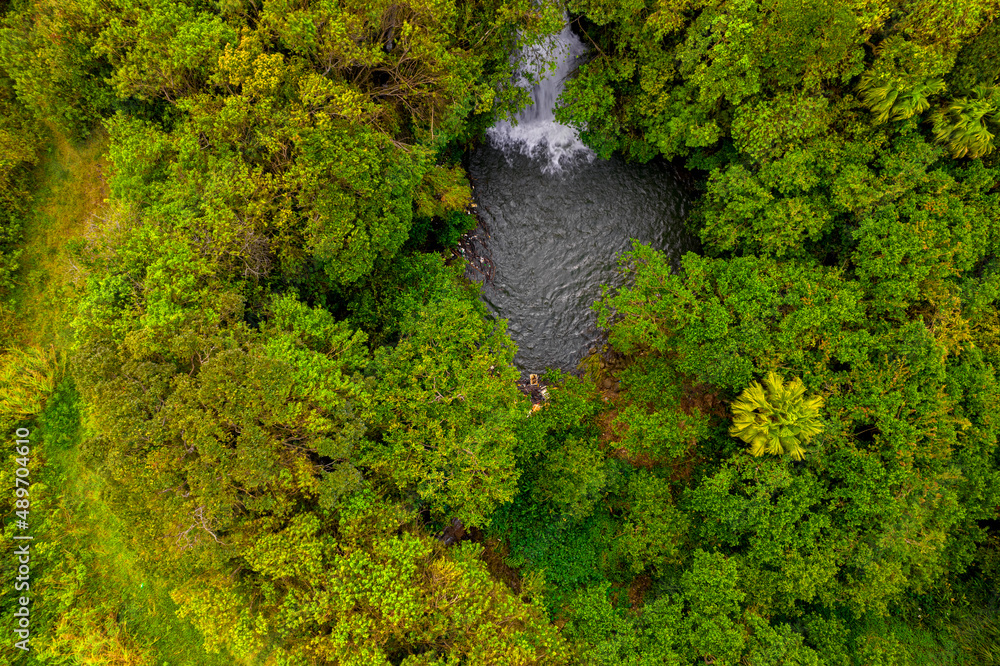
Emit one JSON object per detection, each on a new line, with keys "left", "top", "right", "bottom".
{"left": 487, "top": 21, "right": 595, "bottom": 174}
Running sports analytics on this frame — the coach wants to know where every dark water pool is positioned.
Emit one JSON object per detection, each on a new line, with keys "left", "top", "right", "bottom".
{"left": 466, "top": 142, "right": 696, "bottom": 374}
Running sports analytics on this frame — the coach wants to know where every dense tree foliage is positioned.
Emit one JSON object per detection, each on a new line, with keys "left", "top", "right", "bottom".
{"left": 554, "top": 1, "right": 1000, "bottom": 661}
{"left": 0, "top": 64, "right": 39, "bottom": 295}
{"left": 1, "top": 0, "right": 999, "bottom": 663}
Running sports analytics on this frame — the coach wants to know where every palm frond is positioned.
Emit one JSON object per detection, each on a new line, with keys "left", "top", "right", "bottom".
{"left": 932, "top": 87, "right": 998, "bottom": 158}
{"left": 859, "top": 75, "right": 945, "bottom": 123}
{"left": 730, "top": 372, "right": 823, "bottom": 461}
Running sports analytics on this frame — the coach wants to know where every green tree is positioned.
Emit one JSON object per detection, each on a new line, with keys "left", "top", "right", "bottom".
{"left": 0, "top": 66, "right": 39, "bottom": 293}
{"left": 931, "top": 85, "right": 1000, "bottom": 158}
{"left": 0, "top": 0, "right": 114, "bottom": 134}
{"left": 172, "top": 491, "right": 571, "bottom": 664}
{"left": 366, "top": 265, "right": 524, "bottom": 526}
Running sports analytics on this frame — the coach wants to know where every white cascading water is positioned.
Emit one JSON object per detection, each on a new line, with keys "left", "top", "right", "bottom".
{"left": 468, "top": 16, "right": 695, "bottom": 373}
{"left": 487, "top": 20, "right": 595, "bottom": 173}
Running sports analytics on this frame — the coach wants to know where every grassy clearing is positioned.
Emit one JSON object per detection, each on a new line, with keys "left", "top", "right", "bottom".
{"left": 1, "top": 127, "right": 234, "bottom": 665}
{"left": 41, "top": 382, "right": 232, "bottom": 665}
{"left": 951, "top": 607, "right": 1000, "bottom": 665}
{"left": 7, "top": 123, "right": 108, "bottom": 349}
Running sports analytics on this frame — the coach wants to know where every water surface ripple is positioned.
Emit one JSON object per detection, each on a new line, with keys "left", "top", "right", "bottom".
{"left": 467, "top": 145, "right": 695, "bottom": 374}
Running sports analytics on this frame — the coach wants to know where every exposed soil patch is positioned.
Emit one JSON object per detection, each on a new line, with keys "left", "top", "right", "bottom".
{"left": 596, "top": 406, "right": 624, "bottom": 448}
{"left": 628, "top": 574, "right": 652, "bottom": 610}
{"left": 516, "top": 374, "right": 549, "bottom": 404}
{"left": 435, "top": 517, "right": 466, "bottom": 546}
{"left": 477, "top": 534, "right": 522, "bottom": 594}
{"left": 666, "top": 447, "right": 703, "bottom": 484}
{"left": 434, "top": 521, "right": 523, "bottom": 593}
{"left": 589, "top": 353, "right": 712, "bottom": 479}
{"left": 679, "top": 379, "right": 728, "bottom": 420}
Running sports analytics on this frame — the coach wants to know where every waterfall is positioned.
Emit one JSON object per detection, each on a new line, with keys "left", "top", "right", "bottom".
{"left": 469, "top": 16, "right": 695, "bottom": 374}
{"left": 487, "top": 20, "right": 595, "bottom": 173}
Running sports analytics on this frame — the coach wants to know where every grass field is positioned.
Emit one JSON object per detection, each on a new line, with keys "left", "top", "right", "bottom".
{"left": 36, "top": 380, "right": 233, "bottom": 666}
{"left": 1, "top": 126, "right": 235, "bottom": 665}
{"left": 7, "top": 123, "right": 107, "bottom": 349}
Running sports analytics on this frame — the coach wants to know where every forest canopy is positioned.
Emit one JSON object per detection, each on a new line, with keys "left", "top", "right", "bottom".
{"left": 0, "top": 0, "right": 998, "bottom": 664}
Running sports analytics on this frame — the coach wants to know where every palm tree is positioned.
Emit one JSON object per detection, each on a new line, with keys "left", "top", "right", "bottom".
{"left": 858, "top": 75, "right": 945, "bottom": 123}
{"left": 729, "top": 372, "right": 824, "bottom": 461}
{"left": 931, "top": 86, "right": 999, "bottom": 158}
